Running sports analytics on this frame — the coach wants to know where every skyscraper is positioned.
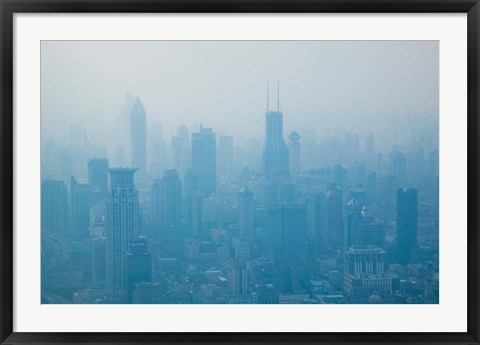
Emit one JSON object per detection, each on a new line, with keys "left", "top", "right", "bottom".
{"left": 237, "top": 186, "right": 254, "bottom": 238}
{"left": 307, "top": 192, "right": 325, "bottom": 255}
{"left": 130, "top": 97, "right": 147, "bottom": 176}
{"left": 397, "top": 187, "right": 418, "bottom": 264}
{"left": 92, "top": 236, "right": 106, "bottom": 288}
{"left": 392, "top": 152, "right": 408, "bottom": 187}
{"left": 150, "top": 179, "right": 162, "bottom": 225}
{"left": 106, "top": 168, "right": 139, "bottom": 302}
{"left": 125, "top": 239, "right": 152, "bottom": 303}
{"left": 344, "top": 198, "right": 362, "bottom": 249}
{"left": 188, "top": 191, "right": 203, "bottom": 238}
{"left": 70, "top": 177, "right": 94, "bottom": 241}
{"left": 159, "top": 169, "right": 182, "bottom": 232}
{"left": 149, "top": 122, "right": 167, "bottom": 178}
{"left": 263, "top": 82, "right": 289, "bottom": 182}
{"left": 344, "top": 201, "right": 384, "bottom": 248}
{"left": 324, "top": 186, "right": 344, "bottom": 251}
{"left": 288, "top": 130, "right": 301, "bottom": 176}
{"left": 88, "top": 158, "right": 109, "bottom": 193}
{"left": 171, "top": 124, "right": 190, "bottom": 179}
{"left": 264, "top": 204, "right": 308, "bottom": 260}
{"left": 191, "top": 126, "right": 216, "bottom": 196}
{"left": 41, "top": 179, "right": 69, "bottom": 238}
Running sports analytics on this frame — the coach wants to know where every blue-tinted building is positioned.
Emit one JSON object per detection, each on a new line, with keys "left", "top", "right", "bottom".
{"left": 191, "top": 126, "right": 216, "bottom": 196}
{"left": 397, "top": 187, "right": 418, "bottom": 264}
{"left": 130, "top": 97, "right": 147, "bottom": 176}
{"left": 106, "top": 168, "right": 139, "bottom": 302}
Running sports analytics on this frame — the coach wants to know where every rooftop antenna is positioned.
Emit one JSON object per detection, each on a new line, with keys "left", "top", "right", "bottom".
{"left": 277, "top": 80, "right": 280, "bottom": 112}
{"left": 266, "top": 80, "right": 269, "bottom": 112}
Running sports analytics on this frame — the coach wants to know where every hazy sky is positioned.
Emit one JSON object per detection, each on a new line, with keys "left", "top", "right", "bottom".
{"left": 41, "top": 40, "right": 438, "bottom": 149}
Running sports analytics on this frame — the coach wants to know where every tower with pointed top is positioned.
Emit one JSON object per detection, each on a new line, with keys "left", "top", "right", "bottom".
{"left": 263, "top": 81, "right": 289, "bottom": 182}
{"left": 130, "top": 97, "right": 147, "bottom": 176}
{"left": 288, "top": 130, "right": 301, "bottom": 176}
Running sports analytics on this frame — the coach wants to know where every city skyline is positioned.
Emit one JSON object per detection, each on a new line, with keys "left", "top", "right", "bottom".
{"left": 41, "top": 40, "right": 439, "bottom": 305}
{"left": 41, "top": 40, "right": 438, "bottom": 152}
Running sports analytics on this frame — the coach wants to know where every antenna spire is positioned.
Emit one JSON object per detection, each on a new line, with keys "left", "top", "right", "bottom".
{"left": 277, "top": 80, "right": 280, "bottom": 112}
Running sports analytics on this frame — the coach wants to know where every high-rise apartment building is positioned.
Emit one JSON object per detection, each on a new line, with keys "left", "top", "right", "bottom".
{"left": 106, "top": 168, "right": 139, "bottom": 302}
{"left": 323, "top": 186, "right": 344, "bottom": 251}
{"left": 397, "top": 187, "right": 418, "bottom": 264}
{"left": 159, "top": 169, "right": 182, "bottom": 231}
{"left": 191, "top": 126, "right": 216, "bottom": 196}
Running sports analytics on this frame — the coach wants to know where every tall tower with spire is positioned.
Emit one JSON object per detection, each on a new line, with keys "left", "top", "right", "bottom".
{"left": 263, "top": 81, "right": 290, "bottom": 182}
{"left": 130, "top": 97, "right": 147, "bottom": 177}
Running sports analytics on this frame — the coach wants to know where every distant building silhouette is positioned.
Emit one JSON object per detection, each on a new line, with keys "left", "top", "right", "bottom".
{"left": 191, "top": 126, "right": 216, "bottom": 196}
{"left": 365, "top": 133, "right": 375, "bottom": 170}
{"left": 159, "top": 169, "right": 182, "bottom": 233}
{"left": 70, "top": 177, "right": 94, "bottom": 241}
{"left": 324, "top": 186, "right": 344, "bottom": 251}
{"left": 288, "top": 130, "right": 301, "bottom": 176}
{"left": 130, "top": 97, "right": 147, "bottom": 176}
{"left": 307, "top": 192, "right": 326, "bottom": 255}
{"left": 265, "top": 204, "right": 308, "bottom": 260}
{"left": 397, "top": 187, "right": 418, "bottom": 264}
{"left": 263, "top": 82, "right": 289, "bottom": 182}
{"left": 151, "top": 179, "right": 162, "bottom": 225}
{"left": 188, "top": 192, "right": 203, "bottom": 238}
{"left": 171, "top": 124, "right": 190, "bottom": 179}
{"left": 88, "top": 158, "right": 109, "bottom": 193}
{"left": 392, "top": 152, "right": 408, "bottom": 187}
{"left": 151, "top": 170, "right": 182, "bottom": 234}
{"left": 237, "top": 187, "right": 254, "bottom": 238}
{"left": 41, "top": 179, "right": 69, "bottom": 238}
{"left": 149, "top": 122, "right": 167, "bottom": 178}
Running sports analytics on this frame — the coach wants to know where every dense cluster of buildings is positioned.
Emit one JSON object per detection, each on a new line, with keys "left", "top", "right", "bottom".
{"left": 41, "top": 87, "right": 439, "bottom": 304}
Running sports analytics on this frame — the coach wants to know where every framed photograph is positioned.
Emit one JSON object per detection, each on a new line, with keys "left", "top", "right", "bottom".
{"left": 1, "top": 0, "right": 479, "bottom": 344}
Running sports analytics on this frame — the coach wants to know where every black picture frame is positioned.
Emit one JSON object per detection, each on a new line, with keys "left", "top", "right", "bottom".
{"left": 1, "top": 1, "right": 479, "bottom": 344}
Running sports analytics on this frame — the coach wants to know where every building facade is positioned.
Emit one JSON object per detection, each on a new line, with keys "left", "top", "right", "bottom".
{"left": 106, "top": 168, "right": 139, "bottom": 302}
{"left": 191, "top": 126, "right": 216, "bottom": 196}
